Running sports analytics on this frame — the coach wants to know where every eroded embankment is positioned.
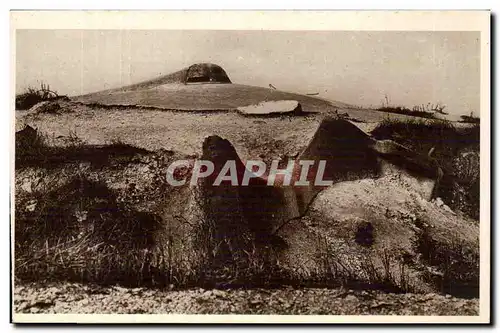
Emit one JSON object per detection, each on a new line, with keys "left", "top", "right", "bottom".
{"left": 14, "top": 116, "right": 479, "bottom": 297}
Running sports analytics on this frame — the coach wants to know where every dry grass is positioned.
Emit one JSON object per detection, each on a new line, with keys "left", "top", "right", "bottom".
{"left": 15, "top": 175, "right": 164, "bottom": 286}
{"left": 14, "top": 172, "right": 284, "bottom": 289}
{"left": 309, "top": 237, "right": 416, "bottom": 293}
{"left": 413, "top": 218, "right": 479, "bottom": 297}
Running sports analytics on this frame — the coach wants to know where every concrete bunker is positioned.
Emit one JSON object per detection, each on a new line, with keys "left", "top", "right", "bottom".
{"left": 184, "top": 63, "right": 232, "bottom": 84}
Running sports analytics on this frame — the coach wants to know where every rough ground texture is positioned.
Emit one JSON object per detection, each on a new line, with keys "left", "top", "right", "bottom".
{"left": 14, "top": 283, "right": 478, "bottom": 315}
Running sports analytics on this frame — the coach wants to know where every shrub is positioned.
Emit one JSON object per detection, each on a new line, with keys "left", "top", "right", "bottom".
{"left": 371, "top": 118, "right": 480, "bottom": 219}
{"left": 15, "top": 125, "right": 152, "bottom": 170}
{"left": 15, "top": 83, "right": 60, "bottom": 110}
{"left": 459, "top": 114, "right": 480, "bottom": 124}
{"left": 377, "top": 106, "right": 436, "bottom": 119}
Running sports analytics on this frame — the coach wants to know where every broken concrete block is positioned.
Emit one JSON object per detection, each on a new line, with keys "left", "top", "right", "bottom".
{"left": 237, "top": 100, "right": 302, "bottom": 116}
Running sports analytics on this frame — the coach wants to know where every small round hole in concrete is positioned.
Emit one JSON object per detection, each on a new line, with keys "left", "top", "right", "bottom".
{"left": 355, "top": 221, "right": 374, "bottom": 247}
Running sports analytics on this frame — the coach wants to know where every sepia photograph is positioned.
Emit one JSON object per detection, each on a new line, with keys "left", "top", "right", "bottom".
{"left": 10, "top": 10, "right": 490, "bottom": 324}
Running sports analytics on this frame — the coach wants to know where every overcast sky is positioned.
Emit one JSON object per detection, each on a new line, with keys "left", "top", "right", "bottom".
{"left": 16, "top": 30, "right": 480, "bottom": 116}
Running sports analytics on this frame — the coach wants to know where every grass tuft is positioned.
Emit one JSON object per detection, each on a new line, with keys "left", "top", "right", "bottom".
{"left": 16, "top": 83, "right": 62, "bottom": 110}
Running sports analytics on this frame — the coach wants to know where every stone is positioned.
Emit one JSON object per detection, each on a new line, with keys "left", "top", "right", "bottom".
{"left": 25, "top": 200, "right": 37, "bottom": 212}
{"left": 237, "top": 100, "right": 302, "bottom": 116}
